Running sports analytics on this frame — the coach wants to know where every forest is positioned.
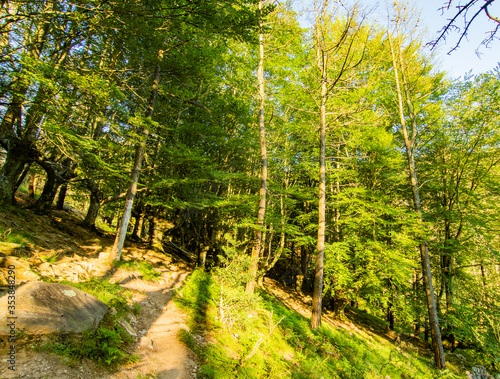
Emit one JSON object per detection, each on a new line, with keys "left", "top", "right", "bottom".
{"left": 0, "top": 0, "right": 499, "bottom": 374}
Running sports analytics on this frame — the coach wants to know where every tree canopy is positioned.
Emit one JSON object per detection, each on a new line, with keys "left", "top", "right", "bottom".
{"left": 1, "top": 0, "right": 500, "bottom": 371}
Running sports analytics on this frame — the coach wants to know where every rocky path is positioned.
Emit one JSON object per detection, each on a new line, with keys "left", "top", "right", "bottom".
{"left": 0, "top": 266, "right": 199, "bottom": 379}
{"left": 112, "top": 270, "right": 199, "bottom": 379}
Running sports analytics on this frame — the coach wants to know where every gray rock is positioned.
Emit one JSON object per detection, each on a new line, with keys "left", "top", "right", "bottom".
{"left": 0, "top": 281, "right": 107, "bottom": 335}
{"left": 139, "top": 336, "right": 154, "bottom": 350}
{"left": 116, "top": 317, "right": 137, "bottom": 338}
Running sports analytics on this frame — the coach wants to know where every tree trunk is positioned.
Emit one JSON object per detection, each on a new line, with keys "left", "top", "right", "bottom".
{"left": 147, "top": 214, "right": 156, "bottom": 245}
{"left": 109, "top": 63, "right": 161, "bottom": 262}
{"left": 246, "top": 0, "right": 267, "bottom": 295}
{"left": 81, "top": 179, "right": 102, "bottom": 230}
{"left": 56, "top": 183, "right": 68, "bottom": 210}
{"left": 0, "top": 142, "right": 31, "bottom": 205}
{"left": 311, "top": 12, "right": 328, "bottom": 329}
{"left": 388, "top": 25, "right": 446, "bottom": 369}
{"left": 28, "top": 172, "right": 36, "bottom": 198}
{"left": 131, "top": 215, "right": 142, "bottom": 239}
{"left": 413, "top": 271, "right": 422, "bottom": 338}
{"left": 441, "top": 223, "right": 453, "bottom": 312}
{"left": 29, "top": 158, "right": 75, "bottom": 215}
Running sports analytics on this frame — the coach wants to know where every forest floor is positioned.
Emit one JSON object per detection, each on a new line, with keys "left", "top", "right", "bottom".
{"left": 0, "top": 194, "right": 200, "bottom": 379}
{"left": 0, "top": 194, "right": 477, "bottom": 378}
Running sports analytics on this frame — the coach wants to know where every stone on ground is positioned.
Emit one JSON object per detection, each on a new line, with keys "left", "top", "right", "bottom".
{"left": 0, "top": 281, "right": 107, "bottom": 335}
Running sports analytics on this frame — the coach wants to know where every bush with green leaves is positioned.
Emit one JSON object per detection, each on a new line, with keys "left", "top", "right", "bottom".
{"left": 41, "top": 278, "right": 139, "bottom": 367}
{"left": 49, "top": 317, "right": 137, "bottom": 367}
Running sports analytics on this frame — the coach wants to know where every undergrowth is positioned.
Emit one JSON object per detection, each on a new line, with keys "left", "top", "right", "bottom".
{"left": 46, "top": 315, "right": 139, "bottom": 368}
{"left": 175, "top": 269, "right": 463, "bottom": 379}
{"left": 116, "top": 259, "right": 162, "bottom": 282}
{"left": 0, "top": 226, "right": 36, "bottom": 246}
{"left": 39, "top": 278, "right": 139, "bottom": 368}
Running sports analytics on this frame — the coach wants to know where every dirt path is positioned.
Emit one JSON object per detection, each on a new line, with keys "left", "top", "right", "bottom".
{"left": 0, "top": 267, "right": 199, "bottom": 379}
{"left": 111, "top": 270, "right": 199, "bottom": 379}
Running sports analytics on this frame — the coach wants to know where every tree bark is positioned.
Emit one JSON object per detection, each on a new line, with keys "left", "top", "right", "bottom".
{"left": 388, "top": 24, "right": 446, "bottom": 369}
{"left": 109, "top": 63, "right": 161, "bottom": 262}
{"left": 56, "top": 183, "right": 68, "bottom": 210}
{"left": 311, "top": 2, "right": 328, "bottom": 329}
{"left": 81, "top": 179, "right": 102, "bottom": 230}
{"left": 246, "top": 0, "right": 267, "bottom": 295}
{"left": 0, "top": 143, "right": 31, "bottom": 205}
{"left": 29, "top": 158, "right": 75, "bottom": 215}
{"left": 28, "top": 172, "right": 36, "bottom": 198}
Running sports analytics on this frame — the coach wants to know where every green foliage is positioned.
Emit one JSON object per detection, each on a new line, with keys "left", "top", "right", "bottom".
{"left": 58, "top": 278, "right": 132, "bottom": 317}
{"left": 175, "top": 270, "right": 462, "bottom": 379}
{"left": 116, "top": 259, "right": 162, "bottom": 282}
{"left": 0, "top": 227, "right": 36, "bottom": 246}
{"left": 48, "top": 321, "right": 135, "bottom": 368}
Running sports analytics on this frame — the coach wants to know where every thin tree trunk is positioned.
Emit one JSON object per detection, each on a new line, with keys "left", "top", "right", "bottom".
{"left": 413, "top": 271, "right": 422, "bottom": 338}
{"left": 132, "top": 215, "right": 142, "bottom": 238}
{"left": 246, "top": 1, "right": 267, "bottom": 294}
{"left": 388, "top": 26, "right": 446, "bottom": 369}
{"left": 28, "top": 172, "right": 36, "bottom": 198}
{"left": 81, "top": 179, "right": 102, "bottom": 229}
{"left": 109, "top": 63, "right": 161, "bottom": 262}
{"left": 56, "top": 183, "right": 68, "bottom": 210}
{"left": 311, "top": 3, "right": 328, "bottom": 329}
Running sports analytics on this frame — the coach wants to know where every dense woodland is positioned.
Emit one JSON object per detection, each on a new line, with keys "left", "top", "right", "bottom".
{"left": 1, "top": 0, "right": 499, "bottom": 371}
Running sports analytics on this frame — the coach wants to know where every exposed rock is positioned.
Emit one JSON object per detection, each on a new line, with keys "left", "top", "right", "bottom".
{"left": 0, "top": 257, "right": 39, "bottom": 285}
{"left": 0, "top": 281, "right": 107, "bottom": 335}
{"left": 116, "top": 317, "right": 137, "bottom": 338}
{"left": 139, "top": 336, "right": 154, "bottom": 350}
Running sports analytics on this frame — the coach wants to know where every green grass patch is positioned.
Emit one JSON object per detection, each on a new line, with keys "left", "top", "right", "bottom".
{"left": 115, "top": 259, "right": 162, "bottom": 282}
{"left": 38, "top": 278, "right": 140, "bottom": 368}
{"left": 43, "top": 315, "right": 139, "bottom": 368}
{"left": 0, "top": 226, "right": 36, "bottom": 246}
{"left": 175, "top": 269, "right": 464, "bottom": 379}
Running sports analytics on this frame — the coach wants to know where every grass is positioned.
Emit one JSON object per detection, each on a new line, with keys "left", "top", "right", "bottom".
{"left": 41, "top": 316, "right": 139, "bottom": 368}
{"left": 0, "top": 226, "right": 36, "bottom": 246}
{"left": 175, "top": 269, "right": 464, "bottom": 379}
{"left": 58, "top": 277, "right": 137, "bottom": 316}
{"left": 115, "top": 259, "right": 163, "bottom": 282}
{"left": 38, "top": 277, "right": 140, "bottom": 368}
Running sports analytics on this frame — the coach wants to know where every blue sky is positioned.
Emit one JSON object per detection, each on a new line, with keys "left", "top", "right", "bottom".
{"left": 399, "top": 0, "right": 500, "bottom": 78}
{"left": 293, "top": 0, "right": 500, "bottom": 79}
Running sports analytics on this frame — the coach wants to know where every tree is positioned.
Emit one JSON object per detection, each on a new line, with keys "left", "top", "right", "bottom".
{"left": 246, "top": 0, "right": 268, "bottom": 294}
{"left": 432, "top": 0, "right": 500, "bottom": 51}
{"left": 387, "top": 2, "right": 446, "bottom": 368}
{"left": 309, "top": 0, "right": 367, "bottom": 329}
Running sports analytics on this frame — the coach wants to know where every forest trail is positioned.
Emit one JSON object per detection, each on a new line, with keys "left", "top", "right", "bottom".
{"left": 0, "top": 266, "right": 199, "bottom": 379}
{"left": 110, "top": 271, "right": 199, "bottom": 379}
{"left": 0, "top": 199, "right": 200, "bottom": 379}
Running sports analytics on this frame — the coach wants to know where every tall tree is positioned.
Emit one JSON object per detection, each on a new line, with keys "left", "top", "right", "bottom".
{"left": 310, "top": 0, "right": 366, "bottom": 329}
{"left": 246, "top": 0, "right": 268, "bottom": 294}
{"left": 109, "top": 62, "right": 161, "bottom": 262}
{"left": 387, "top": 2, "right": 446, "bottom": 368}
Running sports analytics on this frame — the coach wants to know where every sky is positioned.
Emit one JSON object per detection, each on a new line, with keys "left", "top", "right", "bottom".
{"left": 396, "top": 0, "right": 500, "bottom": 78}
{"left": 293, "top": 0, "right": 500, "bottom": 79}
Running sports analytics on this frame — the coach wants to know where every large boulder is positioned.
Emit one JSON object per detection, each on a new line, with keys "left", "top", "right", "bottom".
{"left": 0, "top": 281, "right": 107, "bottom": 335}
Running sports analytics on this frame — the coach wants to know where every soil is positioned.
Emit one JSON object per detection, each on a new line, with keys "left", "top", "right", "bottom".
{"left": 0, "top": 195, "right": 200, "bottom": 379}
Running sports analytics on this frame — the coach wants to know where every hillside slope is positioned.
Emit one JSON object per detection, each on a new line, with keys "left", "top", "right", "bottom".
{"left": 0, "top": 199, "right": 492, "bottom": 379}
{"left": 0, "top": 199, "right": 199, "bottom": 378}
